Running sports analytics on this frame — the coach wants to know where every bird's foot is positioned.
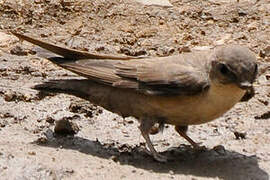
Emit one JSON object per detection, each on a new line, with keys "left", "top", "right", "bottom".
{"left": 153, "top": 153, "right": 168, "bottom": 163}
{"left": 143, "top": 148, "right": 168, "bottom": 162}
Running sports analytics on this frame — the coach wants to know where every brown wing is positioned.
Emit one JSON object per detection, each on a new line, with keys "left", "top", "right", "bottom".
{"left": 113, "top": 57, "right": 210, "bottom": 95}
{"left": 13, "top": 32, "right": 210, "bottom": 96}
{"left": 48, "top": 56, "right": 210, "bottom": 96}
{"left": 47, "top": 57, "right": 122, "bottom": 85}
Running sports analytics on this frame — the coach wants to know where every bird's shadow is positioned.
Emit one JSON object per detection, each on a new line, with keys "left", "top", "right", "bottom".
{"left": 34, "top": 129, "right": 269, "bottom": 180}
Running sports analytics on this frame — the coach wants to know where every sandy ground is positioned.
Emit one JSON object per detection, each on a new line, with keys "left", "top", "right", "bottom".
{"left": 0, "top": 0, "right": 269, "bottom": 179}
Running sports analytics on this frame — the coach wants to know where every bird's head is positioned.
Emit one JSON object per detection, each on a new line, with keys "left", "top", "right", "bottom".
{"left": 210, "top": 45, "right": 258, "bottom": 90}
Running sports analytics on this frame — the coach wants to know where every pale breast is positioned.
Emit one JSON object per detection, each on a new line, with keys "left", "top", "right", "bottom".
{"left": 149, "top": 82, "right": 246, "bottom": 125}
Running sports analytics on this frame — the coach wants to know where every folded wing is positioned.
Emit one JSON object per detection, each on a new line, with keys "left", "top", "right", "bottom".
{"left": 13, "top": 32, "right": 210, "bottom": 96}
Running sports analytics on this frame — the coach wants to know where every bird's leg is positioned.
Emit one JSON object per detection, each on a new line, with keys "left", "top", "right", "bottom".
{"left": 175, "top": 125, "right": 204, "bottom": 149}
{"left": 139, "top": 119, "right": 167, "bottom": 162}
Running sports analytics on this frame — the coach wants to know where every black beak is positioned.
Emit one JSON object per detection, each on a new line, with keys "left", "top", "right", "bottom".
{"left": 238, "top": 81, "right": 253, "bottom": 90}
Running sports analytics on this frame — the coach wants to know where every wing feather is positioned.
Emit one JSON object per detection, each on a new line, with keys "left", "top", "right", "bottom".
{"left": 13, "top": 32, "right": 210, "bottom": 96}
{"left": 113, "top": 56, "right": 210, "bottom": 95}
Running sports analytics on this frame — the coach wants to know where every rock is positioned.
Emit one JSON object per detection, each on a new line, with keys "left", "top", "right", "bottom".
{"left": 169, "top": 170, "right": 174, "bottom": 175}
{"left": 255, "top": 111, "right": 270, "bottom": 120}
{"left": 119, "top": 48, "right": 147, "bottom": 56}
{"left": 234, "top": 131, "right": 247, "bottom": 140}
{"left": 36, "top": 137, "right": 48, "bottom": 144}
{"left": 213, "top": 145, "right": 226, "bottom": 155}
{"left": 134, "top": 0, "right": 173, "bottom": 7}
{"left": 247, "top": 22, "right": 258, "bottom": 32}
{"left": 45, "top": 117, "right": 55, "bottom": 124}
{"left": 136, "top": 28, "right": 158, "bottom": 38}
{"left": 28, "top": 151, "right": 36, "bottom": 155}
{"left": 264, "top": 46, "right": 270, "bottom": 56}
{"left": 215, "top": 34, "right": 232, "bottom": 46}
{"left": 4, "top": 90, "right": 15, "bottom": 102}
{"left": 259, "top": 46, "right": 270, "bottom": 58}
{"left": 10, "top": 46, "right": 28, "bottom": 56}
{"left": 240, "top": 87, "right": 255, "bottom": 102}
{"left": 69, "top": 101, "right": 102, "bottom": 118}
{"left": 65, "top": 37, "right": 83, "bottom": 49}
{"left": 178, "top": 46, "right": 191, "bottom": 53}
{"left": 109, "top": 155, "right": 118, "bottom": 162}
{"left": 192, "top": 46, "right": 213, "bottom": 51}
{"left": 208, "top": 0, "right": 235, "bottom": 4}
{"left": 156, "top": 46, "right": 175, "bottom": 56}
{"left": 54, "top": 116, "right": 80, "bottom": 135}
{"left": 0, "top": 32, "right": 16, "bottom": 48}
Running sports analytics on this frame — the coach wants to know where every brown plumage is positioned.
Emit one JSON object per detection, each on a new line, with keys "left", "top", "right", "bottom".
{"left": 12, "top": 32, "right": 258, "bottom": 162}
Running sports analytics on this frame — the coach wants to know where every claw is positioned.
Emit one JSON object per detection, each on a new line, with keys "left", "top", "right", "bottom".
{"left": 139, "top": 119, "right": 168, "bottom": 163}
{"left": 153, "top": 153, "right": 167, "bottom": 162}
{"left": 175, "top": 125, "right": 205, "bottom": 149}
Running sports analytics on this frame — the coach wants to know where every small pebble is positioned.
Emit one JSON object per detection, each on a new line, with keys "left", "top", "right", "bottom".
{"left": 28, "top": 151, "right": 36, "bottom": 155}
{"left": 213, "top": 145, "right": 226, "bottom": 155}
{"left": 4, "top": 90, "right": 14, "bottom": 102}
{"left": 54, "top": 117, "right": 80, "bottom": 135}
{"left": 110, "top": 155, "right": 118, "bottom": 162}
{"left": 10, "top": 46, "right": 28, "bottom": 56}
{"left": 234, "top": 131, "right": 247, "bottom": 140}
{"left": 46, "top": 117, "right": 55, "bottom": 124}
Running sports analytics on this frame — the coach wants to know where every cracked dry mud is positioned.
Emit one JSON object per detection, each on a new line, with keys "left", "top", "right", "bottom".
{"left": 0, "top": 0, "right": 269, "bottom": 179}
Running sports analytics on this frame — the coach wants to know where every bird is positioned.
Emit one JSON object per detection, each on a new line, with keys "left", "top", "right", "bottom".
{"left": 12, "top": 32, "right": 258, "bottom": 162}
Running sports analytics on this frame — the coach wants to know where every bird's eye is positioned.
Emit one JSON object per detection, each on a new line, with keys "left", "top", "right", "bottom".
{"left": 220, "top": 64, "right": 229, "bottom": 75}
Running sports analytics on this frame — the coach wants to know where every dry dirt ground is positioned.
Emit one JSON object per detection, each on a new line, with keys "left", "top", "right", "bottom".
{"left": 0, "top": 0, "right": 270, "bottom": 179}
